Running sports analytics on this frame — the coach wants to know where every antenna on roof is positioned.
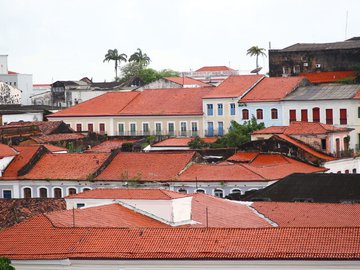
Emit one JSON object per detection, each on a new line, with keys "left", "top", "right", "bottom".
{"left": 345, "top": 10, "right": 349, "bottom": 40}
{"left": 72, "top": 207, "right": 75, "bottom": 227}
{"left": 206, "top": 207, "right": 209, "bottom": 228}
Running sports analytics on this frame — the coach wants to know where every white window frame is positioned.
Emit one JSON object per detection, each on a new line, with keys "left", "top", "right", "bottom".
{"left": 129, "top": 122, "right": 137, "bottom": 136}
{"left": 191, "top": 121, "right": 198, "bottom": 137}
{"left": 117, "top": 122, "right": 125, "bottom": 136}
{"left": 167, "top": 121, "right": 175, "bottom": 136}
{"left": 217, "top": 103, "right": 223, "bottom": 116}
{"left": 155, "top": 122, "right": 162, "bottom": 135}
{"left": 2, "top": 189, "right": 12, "bottom": 199}
{"left": 75, "top": 123, "right": 83, "bottom": 132}
{"left": 195, "top": 188, "right": 206, "bottom": 194}
{"left": 180, "top": 121, "right": 187, "bottom": 137}
{"left": 22, "top": 186, "right": 33, "bottom": 198}
{"left": 66, "top": 187, "right": 78, "bottom": 196}
{"left": 142, "top": 122, "right": 150, "bottom": 136}
{"left": 231, "top": 188, "right": 242, "bottom": 194}
{"left": 99, "top": 122, "right": 106, "bottom": 134}
{"left": 52, "top": 186, "right": 63, "bottom": 198}
{"left": 37, "top": 186, "right": 49, "bottom": 198}
{"left": 81, "top": 187, "right": 92, "bottom": 192}
{"left": 87, "top": 122, "right": 94, "bottom": 132}
{"left": 213, "top": 188, "right": 224, "bottom": 198}
{"left": 230, "top": 103, "right": 236, "bottom": 116}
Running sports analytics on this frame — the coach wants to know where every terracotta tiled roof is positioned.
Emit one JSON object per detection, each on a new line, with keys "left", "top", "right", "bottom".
{"left": 0, "top": 198, "right": 65, "bottom": 229}
{"left": 39, "top": 144, "right": 68, "bottom": 152}
{"left": 46, "top": 204, "right": 170, "bottom": 228}
{"left": 204, "top": 75, "right": 264, "bottom": 98}
{"left": 5, "top": 121, "right": 65, "bottom": 135}
{"left": 189, "top": 193, "right": 271, "bottom": 228}
{"left": 96, "top": 152, "right": 195, "bottom": 181}
{"left": 86, "top": 139, "right": 137, "bottom": 153}
{"left": 48, "top": 92, "right": 140, "bottom": 117}
{"left": 120, "top": 88, "right": 211, "bottom": 116}
{"left": 252, "top": 202, "right": 360, "bottom": 227}
{"left": 178, "top": 163, "right": 265, "bottom": 182}
{"left": 2, "top": 215, "right": 360, "bottom": 260}
{"left": 253, "top": 122, "right": 349, "bottom": 135}
{"left": 66, "top": 188, "right": 189, "bottom": 200}
{"left": 196, "top": 66, "right": 236, "bottom": 72}
{"left": 240, "top": 153, "right": 327, "bottom": 180}
{"left": 31, "top": 133, "right": 85, "bottom": 143}
{"left": 22, "top": 153, "right": 110, "bottom": 180}
{"left": 276, "top": 134, "right": 336, "bottom": 161}
{"left": 179, "top": 153, "right": 325, "bottom": 182}
{"left": 0, "top": 143, "right": 17, "bottom": 158}
{"left": 2, "top": 146, "right": 41, "bottom": 178}
{"left": 299, "top": 71, "right": 356, "bottom": 84}
{"left": 165, "top": 77, "right": 211, "bottom": 87}
{"left": 227, "top": 151, "right": 259, "bottom": 162}
{"left": 241, "top": 77, "right": 305, "bottom": 102}
{"left": 153, "top": 137, "right": 217, "bottom": 147}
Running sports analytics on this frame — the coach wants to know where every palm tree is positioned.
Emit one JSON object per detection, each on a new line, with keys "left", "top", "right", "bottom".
{"left": 129, "top": 48, "right": 151, "bottom": 67}
{"left": 246, "top": 46, "right": 267, "bottom": 69}
{"left": 0, "top": 257, "right": 15, "bottom": 270}
{"left": 103, "top": 49, "right": 127, "bottom": 80}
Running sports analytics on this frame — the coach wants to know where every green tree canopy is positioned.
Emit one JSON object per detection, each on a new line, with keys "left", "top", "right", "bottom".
{"left": 129, "top": 48, "right": 151, "bottom": 67}
{"left": 188, "top": 136, "right": 209, "bottom": 149}
{"left": 0, "top": 257, "right": 15, "bottom": 270}
{"left": 103, "top": 49, "right": 127, "bottom": 81}
{"left": 211, "top": 117, "right": 265, "bottom": 148}
{"left": 246, "top": 46, "right": 267, "bottom": 70}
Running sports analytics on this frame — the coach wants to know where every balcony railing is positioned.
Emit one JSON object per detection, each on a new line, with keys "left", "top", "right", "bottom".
{"left": 117, "top": 130, "right": 200, "bottom": 137}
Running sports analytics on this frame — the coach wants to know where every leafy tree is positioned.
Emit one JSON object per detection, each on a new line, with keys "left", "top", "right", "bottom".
{"left": 138, "top": 68, "right": 162, "bottom": 84}
{"left": 246, "top": 46, "right": 267, "bottom": 70}
{"left": 210, "top": 117, "right": 264, "bottom": 148}
{"left": 188, "top": 136, "right": 209, "bottom": 149}
{"left": 103, "top": 49, "right": 127, "bottom": 80}
{"left": 129, "top": 48, "right": 151, "bottom": 67}
{"left": 158, "top": 69, "right": 179, "bottom": 77}
{"left": 0, "top": 257, "right": 15, "bottom": 270}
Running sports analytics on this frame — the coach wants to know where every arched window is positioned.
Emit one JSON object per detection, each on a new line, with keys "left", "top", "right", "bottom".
{"left": 214, "top": 189, "right": 224, "bottom": 198}
{"left": 271, "top": 108, "right": 278, "bottom": 119}
{"left": 23, "top": 187, "right": 32, "bottom": 199}
{"left": 353, "top": 168, "right": 357, "bottom": 174}
{"left": 82, "top": 188, "right": 91, "bottom": 192}
{"left": 54, "top": 188, "right": 62, "bottom": 198}
{"left": 178, "top": 188, "right": 187, "bottom": 194}
{"left": 39, "top": 188, "right": 48, "bottom": 198}
{"left": 195, "top": 189, "right": 205, "bottom": 194}
{"left": 68, "top": 188, "right": 77, "bottom": 195}
{"left": 242, "top": 109, "right": 249, "bottom": 120}
{"left": 256, "top": 109, "right": 263, "bottom": 120}
{"left": 312, "top": 107, "right": 320, "bottom": 122}
{"left": 231, "top": 189, "right": 241, "bottom": 194}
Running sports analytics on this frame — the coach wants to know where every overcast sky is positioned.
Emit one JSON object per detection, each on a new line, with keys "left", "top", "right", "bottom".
{"left": 1, "top": 0, "right": 359, "bottom": 83}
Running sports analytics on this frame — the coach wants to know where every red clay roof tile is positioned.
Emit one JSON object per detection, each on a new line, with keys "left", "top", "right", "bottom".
{"left": 2, "top": 215, "right": 360, "bottom": 260}
{"left": 227, "top": 151, "right": 259, "bottom": 162}
{"left": 66, "top": 188, "right": 189, "bottom": 200}
{"left": 165, "top": 77, "right": 211, "bottom": 87}
{"left": 252, "top": 202, "right": 360, "bottom": 227}
{"left": 204, "top": 75, "right": 264, "bottom": 98}
{"left": 86, "top": 139, "right": 137, "bottom": 153}
{"left": 241, "top": 77, "right": 305, "bottom": 102}
{"left": 120, "top": 88, "right": 211, "bottom": 116}
{"left": 22, "top": 153, "right": 109, "bottom": 180}
{"left": 0, "top": 143, "right": 17, "bottom": 158}
{"left": 196, "top": 66, "right": 236, "bottom": 72}
{"left": 153, "top": 137, "right": 217, "bottom": 147}
{"left": 48, "top": 92, "right": 140, "bottom": 117}
{"left": 96, "top": 152, "right": 195, "bottom": 181}
{"left": 31, "top": 133, "right": 85, "bottom": 143}
{"left": 300, "top": 71, "right": 356, "bottom": 84}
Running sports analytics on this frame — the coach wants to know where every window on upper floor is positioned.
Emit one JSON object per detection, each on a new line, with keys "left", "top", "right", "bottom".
{"left": 68, "top": 188, "right": 77, "bottom": 195}
{"left": 39, "top": 188, "right": 48, "bottom": 198}
{"left": 214, "top": 189, "right": 224, "bottom": 198}
{"left": 207, "top": 104, "right": 213, "bottom": 116}
{"left": 178, "top": 188, "right": 187, "bottom": 194}
{"left": 301, "top": 109, "right": 308, "bottom": 122}
{"left": 340, "top": 109, "right": 347, "bottom": 125}
{"left": 326, "top": 109, "right": 333, "bottom": 124}
{"left": 353, "top": 168, "right": 357, "bottom": 174}
{"left": 87, "top": 123, "right": 93, "bottom": 132}
{"left": 256, "top": 109, "right": 263, "bottom": 120}
{"left": 54, "top": 188, "right": 62, "bottom": 198}
{"left": 195, "top": 189, "right": 205, "bottom": 194}
{"left": 2, "top": 190, "right": 12, "bottom": 199}
{"left": 321, "top": 139, "right": 327, "bottom": 150}
{"left": 24, "top": 187, "right": 32, "bottom": 198}
{"left": 242, "top": 109, "right": 249, "bottom": 120}
{"left": 313, "top": 107, "right": 320, "bottom": 122}
{"left": 289, "top": 110, "right": 296, "bottom": 122}
{"left": 230, "top": 103, "right": 236, "bottom": 115}
{"left": 99, "top": 123, "right": 105, "bottom": 134}
{"left": 271, "top": 108, "right": 278, "bottom": 120}
{"left": 76, "top": 123, "right": 82, "bottom": 132}
{"left": 217, "top": 104, "right": 223, "bottom": 116}
{"left": 76, "top": 203, "right": 85, "bottom": 208}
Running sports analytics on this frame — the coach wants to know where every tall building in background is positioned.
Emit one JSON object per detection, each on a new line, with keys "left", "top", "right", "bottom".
{"left": 0, "top": 55, "right": 34, "bottom": 105}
